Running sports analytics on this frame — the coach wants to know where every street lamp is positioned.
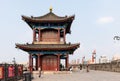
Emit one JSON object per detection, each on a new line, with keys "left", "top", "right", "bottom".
{"left": 12, "top": 57, "right": 16, "bottom": 64}
{"left": 92, "top": 50, "right": 96, "bottom": 64}
{"left": 114, "top": 36, "right": 120, "bottom": 40}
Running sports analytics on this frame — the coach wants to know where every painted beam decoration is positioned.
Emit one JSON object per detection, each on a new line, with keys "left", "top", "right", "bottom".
{"left": 32, "top": 25, "right": 66, "bottom": 29}
{"left": 0, "top": 66, "right": 4, "bottom": 79}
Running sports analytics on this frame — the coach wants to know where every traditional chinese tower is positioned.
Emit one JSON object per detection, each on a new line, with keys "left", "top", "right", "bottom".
{"left": 16, "top": 8, "right": 80, "bottom": 72}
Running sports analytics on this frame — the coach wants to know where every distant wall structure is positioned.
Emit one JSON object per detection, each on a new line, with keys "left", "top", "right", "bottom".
{"left": 70, "top": 60, "right": 120, "bottom": 72}
{"left": 89, "top": 61, "right": 120, "bottom": 72}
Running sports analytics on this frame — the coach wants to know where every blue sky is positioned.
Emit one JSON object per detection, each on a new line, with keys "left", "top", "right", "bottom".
{"left": 0, "top": 0, "right": 120, "bottom": 63}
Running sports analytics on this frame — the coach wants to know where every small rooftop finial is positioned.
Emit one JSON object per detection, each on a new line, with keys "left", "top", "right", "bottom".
{"left": 49, "top": 6, "right": 53, "bottom": 12}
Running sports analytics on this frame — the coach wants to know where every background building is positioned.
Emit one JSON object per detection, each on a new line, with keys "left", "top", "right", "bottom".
{"left": 99, "top": 56, "right": 109, "bottom": 63}
{"left": 112, "top": 54, "right": 120, "bottom": 61}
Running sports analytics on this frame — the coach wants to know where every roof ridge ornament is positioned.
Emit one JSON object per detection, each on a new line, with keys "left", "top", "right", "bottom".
{"left": 49, "top": 6, "right": 53, "bottom": 12}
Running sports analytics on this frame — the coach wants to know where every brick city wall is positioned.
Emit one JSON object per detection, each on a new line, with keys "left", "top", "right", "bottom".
{"left": 89, "top": 62, "right": 120, "bottom": 72}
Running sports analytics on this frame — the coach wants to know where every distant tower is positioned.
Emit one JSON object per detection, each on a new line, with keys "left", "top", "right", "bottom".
{"left": 16, "top": 8, "right": 80, "bottom": 72}
{"left": 92, "top": 50, "right": 96, "bottom": 63}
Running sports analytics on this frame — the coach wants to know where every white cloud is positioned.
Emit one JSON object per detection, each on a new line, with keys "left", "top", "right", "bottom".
{"left": 97, "top": 16, "right": 114, "bottom": 24}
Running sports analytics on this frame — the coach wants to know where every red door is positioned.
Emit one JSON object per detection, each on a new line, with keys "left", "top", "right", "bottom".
{"left": 42, "top": 55, "right": 57, "bottom": 71}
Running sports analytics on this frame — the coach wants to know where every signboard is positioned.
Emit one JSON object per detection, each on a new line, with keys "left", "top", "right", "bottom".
{"left": 0, "top": 67, "right": 4, "bottom": 79}
{"left": 8, "top": 66, "right": 15, "bottom": 77}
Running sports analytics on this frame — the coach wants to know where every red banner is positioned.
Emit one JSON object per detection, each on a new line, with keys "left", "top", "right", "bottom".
{"left": 8, "top": 66, "right": 15, "bottom": 77}
{"left": 0, "top": 67, "right": 4, "bottom": 79}
{"left": 18, "top": 66, "right": 23, "bottom": 76}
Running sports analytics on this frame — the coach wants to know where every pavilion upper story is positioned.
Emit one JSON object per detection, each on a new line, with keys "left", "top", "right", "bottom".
{"left": 22, "top": 8, "right": 75, "bottom": 44}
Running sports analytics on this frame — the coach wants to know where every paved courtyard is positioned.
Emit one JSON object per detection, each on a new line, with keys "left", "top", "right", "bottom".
{"left": 32, "top": 70, "right": 120, "bottom": 81}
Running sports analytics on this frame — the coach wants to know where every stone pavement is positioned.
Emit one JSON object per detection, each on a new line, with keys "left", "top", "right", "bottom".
{"left": 32, "top": 70, "right": 120, "bottom": 81}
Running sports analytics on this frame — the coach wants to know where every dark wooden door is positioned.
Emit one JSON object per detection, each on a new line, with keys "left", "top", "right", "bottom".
{"left": 42, "top": 55, "right": 57, "bottom": 71}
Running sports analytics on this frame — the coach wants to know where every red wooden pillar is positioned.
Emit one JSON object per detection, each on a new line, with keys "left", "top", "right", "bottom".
{"left": 65, "top": 54, "right": 69, "bottom": 70}
{"left": 29, "top": 54, "right": 33, "bottom": 73}
{"left": 33, "top": 28, "right": 36, "bottom": 42}
{"left": 58, "top": 28, "right": 60, "bottom": 42}
{"left": 31, "top": 55, "right": 33, "bottom": 72}
{"left": 37, "top": 54, "right": 41, "bottom": 70}
{"left": 63, "top": 29, "right": 66, "bottom": 43}
{"left": 38, "top": 28, "right": 41, "bottom": 42}
{"left": 36, "top": 57, "right": 38, "bottom": 70}
{"left": 38, "top": 54, "right": 40, "bottom": 68}
{"left": 57, "top": 54, "right": 60, "bottom": 71}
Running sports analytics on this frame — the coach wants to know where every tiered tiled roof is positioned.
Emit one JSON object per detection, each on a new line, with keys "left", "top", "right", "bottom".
{"left": 16, "top": 43, "right": 80, "bottom": 51}
{"left": 22, "top": 12, "right": 74, "bottom": 23}
{"left": 22, "top": 10, "right": 75, "bottom": 33}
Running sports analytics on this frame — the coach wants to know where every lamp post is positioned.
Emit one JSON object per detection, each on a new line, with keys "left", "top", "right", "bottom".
{"left": 114, "top": 36, "right": 120, "bottom": 40}
{"left": 12, "top": 57, "right": 16, "bottom": 64}
{"left": 92, "top": 50, "right": 96, "bottom": 64}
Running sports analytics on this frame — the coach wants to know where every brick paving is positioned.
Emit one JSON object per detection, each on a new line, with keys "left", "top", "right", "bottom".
{"left": 32, "top": 69, "right": 120, "bottom": 81}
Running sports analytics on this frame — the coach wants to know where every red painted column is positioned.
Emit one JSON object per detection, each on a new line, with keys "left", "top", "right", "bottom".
{"left": 33, "top": 28, "right": 36, "bottom": 42}
{"left": 63, "top": 29, "right": 66, "bottom": 43}
{"left": 37, "top": 54, "right": 40, "bottom": 69}
{"left": 29, "top": 54, "right": 31, "bottom": 69}
{"left": 38, "top": 28, "right": 41, "bottom": 42}
{"left": 65, "top": 54, "right": 69, "bottom": 70}
{"left": 58, "top": 28, "right": 60, "bottom": 42}
{"left": 31, "top": 55, "right": 33, "bottom": 72}
{"left": 29, "top": 54, "right": 33, "bottom": 73}
{"left": 36, "top": 57, "right": 38, "bottom": 70}
{"left": 37, "top": 54, "right": 42, "bottom": 71}
{"left": 57, "top": 54, "right": 60, "bottom": 71}
{"left": 38, "top": 54, "right": 40, "bottom": 67}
